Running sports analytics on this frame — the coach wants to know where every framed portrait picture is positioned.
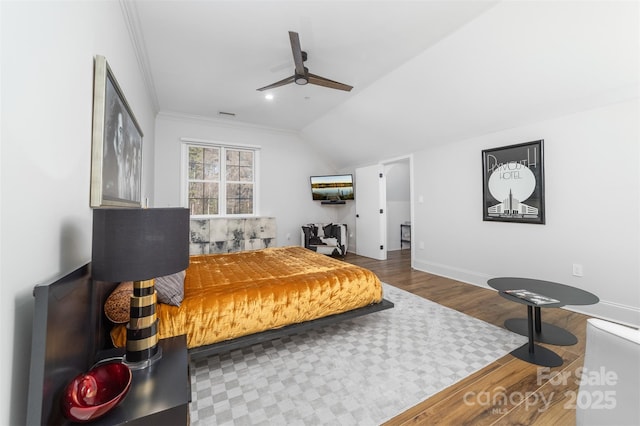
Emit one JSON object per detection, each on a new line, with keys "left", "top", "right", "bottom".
{"left": 90, "top": 55, "right": 143, "bottom": 208}
{"left": 481, "top": 140, "right": 545, "bottom": 224}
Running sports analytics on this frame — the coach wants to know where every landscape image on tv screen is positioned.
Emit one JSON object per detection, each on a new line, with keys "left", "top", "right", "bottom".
{"left": 310, "top": 174, "right": 354, "bottom": 201}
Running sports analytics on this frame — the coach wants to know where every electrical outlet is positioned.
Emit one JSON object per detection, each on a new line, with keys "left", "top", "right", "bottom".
{"left": 419, "top": 241, "right": 425, "bottom": 250}
{"left": 572, "top": 263, "right": 583, "bottom": 277}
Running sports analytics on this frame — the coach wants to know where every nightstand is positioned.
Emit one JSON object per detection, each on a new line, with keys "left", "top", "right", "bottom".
{"left": 89, "top": 335, "right": 191, "bottom": 426}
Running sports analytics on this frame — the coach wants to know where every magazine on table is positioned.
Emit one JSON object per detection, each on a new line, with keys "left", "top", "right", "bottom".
{"left": 502, "top": 289, "right": 560, "bottom": 305}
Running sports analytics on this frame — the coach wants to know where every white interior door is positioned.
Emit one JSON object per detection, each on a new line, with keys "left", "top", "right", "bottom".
{"left": 355, "top": 164, "right": 387, "bottom": 260}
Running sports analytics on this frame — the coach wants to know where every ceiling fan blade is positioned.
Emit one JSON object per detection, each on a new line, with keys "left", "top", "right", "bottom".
{"left": 289, "top": 31, "right": 306, "bottom": 76}
{"left": 308, "top": 73, "right": 353, "bottom": 92}
{"left": 256, "top": 75, "right": 295, "bottom": 91}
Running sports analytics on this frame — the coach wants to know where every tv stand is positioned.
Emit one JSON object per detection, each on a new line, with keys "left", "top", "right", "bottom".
{"left": 321, "top": 200, "right": 346, "bottom": 205}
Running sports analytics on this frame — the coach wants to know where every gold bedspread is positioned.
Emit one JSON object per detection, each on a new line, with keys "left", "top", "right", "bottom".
{"left": 111, "top": 246, "right": 382, "bottom": 349}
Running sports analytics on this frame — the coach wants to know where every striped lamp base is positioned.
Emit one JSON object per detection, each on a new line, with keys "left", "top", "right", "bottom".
{"left": 124, "top": 279, "right": 162, "bottom": 369}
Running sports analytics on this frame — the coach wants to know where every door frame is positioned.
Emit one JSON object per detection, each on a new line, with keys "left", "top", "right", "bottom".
{"left": 381, "top": 154, "right": 414, "bottom": 263}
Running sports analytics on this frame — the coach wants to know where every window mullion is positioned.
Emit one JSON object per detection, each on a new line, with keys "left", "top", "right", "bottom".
{"left": 220, "top": 147, "right": 227, "bottom": 215}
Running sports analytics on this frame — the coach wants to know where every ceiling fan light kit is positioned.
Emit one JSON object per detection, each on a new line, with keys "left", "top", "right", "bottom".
{"left": 295, "top": 68, "right": 309, "bottom": 85}
{"left": 257, "top": 31, "right": 352, "bottom": 92}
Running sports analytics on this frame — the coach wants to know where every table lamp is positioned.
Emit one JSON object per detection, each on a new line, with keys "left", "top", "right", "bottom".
{"left": 92, "top": 208, "right": 189, "bottom": 369}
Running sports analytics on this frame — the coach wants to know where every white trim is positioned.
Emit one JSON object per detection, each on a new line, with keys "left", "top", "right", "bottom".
{"left": 180, "top": 143, "right": 188, "bottom": 208}
{"left": 570, "top": 301, "right": 640, "bottom": 329}
{"left": 180, "top": 140, "right": 260, "bottom": 217}
{"left": 119, "top": 0, "right": 159, "bottom": 112}
{"left": 160, "top": 111, "right": 300, "bottom": 136}
{"left": 180, "top": 137, "right": 261, "bottom": 150}
{"left": 412, "top": 259, "right": 491, "bottom": 289}
{"left": 381, "top": 154, "right": 413, "bottom": 165}
{"left": 381, "top": 154, "right": 414, "bottom": 264}
{"left": 253, "top": 149, "right": 261, "bottom": 215}
{"left": 412, "top": 258, "right": 640, "bottom": 328}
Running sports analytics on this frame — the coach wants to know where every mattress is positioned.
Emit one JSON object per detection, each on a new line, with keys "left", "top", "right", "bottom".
{"left": 111, "top": 246, "right": 383, "bottom": 349}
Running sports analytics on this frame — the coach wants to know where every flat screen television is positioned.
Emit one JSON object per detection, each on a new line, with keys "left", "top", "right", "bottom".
{"left": 310, "top": 174, "right": 354, "bottom": 204}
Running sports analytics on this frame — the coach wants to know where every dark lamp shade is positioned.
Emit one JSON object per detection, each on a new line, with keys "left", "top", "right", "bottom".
{"left": 92, "top": 208, "right": 189, "bottom": 282}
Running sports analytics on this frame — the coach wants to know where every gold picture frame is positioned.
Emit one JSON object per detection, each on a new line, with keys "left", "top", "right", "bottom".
{"left": 90, "top": 55, "right": 143, "bottom": 208}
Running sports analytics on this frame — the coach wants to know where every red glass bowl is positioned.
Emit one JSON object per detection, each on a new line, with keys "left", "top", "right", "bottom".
{"left": 61, "top": 361, "right": 132, "bottom": 422}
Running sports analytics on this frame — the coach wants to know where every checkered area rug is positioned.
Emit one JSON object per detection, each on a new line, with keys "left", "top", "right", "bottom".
{"left": 189, "top": 283, "right": 526, "bottom": 425}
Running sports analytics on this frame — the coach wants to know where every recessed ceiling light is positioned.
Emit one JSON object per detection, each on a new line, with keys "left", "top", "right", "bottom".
{"left": 265, "top": 94, "right": 274, "bottom": 100}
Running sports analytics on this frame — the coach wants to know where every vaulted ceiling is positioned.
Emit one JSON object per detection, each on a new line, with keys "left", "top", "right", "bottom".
{"left": 127, "top": 1, "right": 639, "bottom": 168}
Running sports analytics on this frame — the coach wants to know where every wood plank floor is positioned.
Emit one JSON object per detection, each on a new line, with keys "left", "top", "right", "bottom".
{"left": 342, "top": 249, "right": 591, "bottom": 426}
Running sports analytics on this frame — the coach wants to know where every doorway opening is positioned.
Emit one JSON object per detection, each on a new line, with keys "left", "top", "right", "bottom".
{"left": 354, "top": 155, "right": 412, "bottom": 261}
{"left": 383, "top": 157, "right": 412, "bottom": 254}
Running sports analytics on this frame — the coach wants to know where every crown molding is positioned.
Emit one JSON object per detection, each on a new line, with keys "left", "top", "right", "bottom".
{"left": 120, "top": 0, "right": 160, "bottom": 112}
{"left": 157, "top": 111, "right": 302, "bottom": 136}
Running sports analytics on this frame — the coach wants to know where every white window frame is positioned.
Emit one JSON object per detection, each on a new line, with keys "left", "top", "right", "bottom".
{"left": 180, "top": 138, "right": 260, "bottom": 217}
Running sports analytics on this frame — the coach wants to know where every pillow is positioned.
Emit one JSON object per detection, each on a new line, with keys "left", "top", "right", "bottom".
{"left": 322, "top": 223, "right": 335, "bottom": 239}
{"left": 309, "top": 236, "right": 325, "bottom": 245}
{"left": 155, "top": 270, "right": 186, "bottom": 306}
{"left": 104, "top": 281, "right": 133, "bottom": 324}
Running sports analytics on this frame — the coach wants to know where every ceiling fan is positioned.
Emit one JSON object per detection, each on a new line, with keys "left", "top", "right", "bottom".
{"left": 257, "top": 31, "right": 353, "bottom": 92}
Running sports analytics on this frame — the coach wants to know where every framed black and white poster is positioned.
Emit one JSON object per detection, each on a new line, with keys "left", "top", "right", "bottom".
{"left": 481, "top": 140, "right": 545, "bottom": 224}
{"left": 90, "top": 55, "right": 143, "bottom": 208}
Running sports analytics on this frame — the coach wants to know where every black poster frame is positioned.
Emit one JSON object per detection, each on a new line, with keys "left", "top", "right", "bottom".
{"left": 481, "top": 140, "right": 545, "bottom": 224}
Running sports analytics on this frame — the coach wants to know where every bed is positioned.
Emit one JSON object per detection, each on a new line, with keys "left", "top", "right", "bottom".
{"left": 110, "top": 246, "right": 393, "bottom": 358}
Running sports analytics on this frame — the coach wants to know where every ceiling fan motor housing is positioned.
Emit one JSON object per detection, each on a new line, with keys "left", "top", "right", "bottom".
{"left": 295, "top": 67, "right": 309, "bottom": 85}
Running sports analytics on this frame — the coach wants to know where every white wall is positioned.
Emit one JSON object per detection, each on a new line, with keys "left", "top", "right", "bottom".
{"left": 154, "top": 113, "right": 339, "bottom": 246}
{"left": 0, "top": 2, "right": 156, "bottom": 424}
{"left": 412, "top": 99, "right": 640, "bottom": 326}
{"left": 385, "top": 162, "right": 410, "bottom": 251}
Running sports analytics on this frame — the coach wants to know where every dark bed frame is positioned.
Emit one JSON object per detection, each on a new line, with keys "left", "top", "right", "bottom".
{"left": 189, "top": 297, "right": 394, "bottom": 359}
{"left": 27, "top": 262, "right": 394, "bottom": 424}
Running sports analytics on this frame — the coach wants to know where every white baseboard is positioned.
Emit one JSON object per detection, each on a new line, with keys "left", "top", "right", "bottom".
{"left": 412, "top": 259, "right": 640, "bottom": 329}
{"left": 567, "top": 301, "right": 640, "bottom": 329}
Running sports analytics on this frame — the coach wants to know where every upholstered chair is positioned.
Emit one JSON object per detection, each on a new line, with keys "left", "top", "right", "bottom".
{"left": 576, "top": 318, "right": 640, "bottom": 425}
{"left": 301, "top": 223, "right": 348, "bottom": 257}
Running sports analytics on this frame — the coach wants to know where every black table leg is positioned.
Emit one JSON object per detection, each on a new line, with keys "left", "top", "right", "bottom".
{"left": 528, "top": 306, "right": 535, "bottom": 353}
{"left": 505, "top": 312, "right": 578, "bottom": 346}
{"left": 509, "top": 305, "right": 563, "bottom": 367}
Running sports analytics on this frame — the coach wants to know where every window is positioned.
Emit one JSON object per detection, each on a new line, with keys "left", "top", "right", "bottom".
{"left": 184, "top": 141, "right": 258, "bottom": 216}
{"left": 225, "top": 149, "right": 254, "bottom": 214}
{"left": 188, "top": 146, "right": 220, "bottom": 215}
